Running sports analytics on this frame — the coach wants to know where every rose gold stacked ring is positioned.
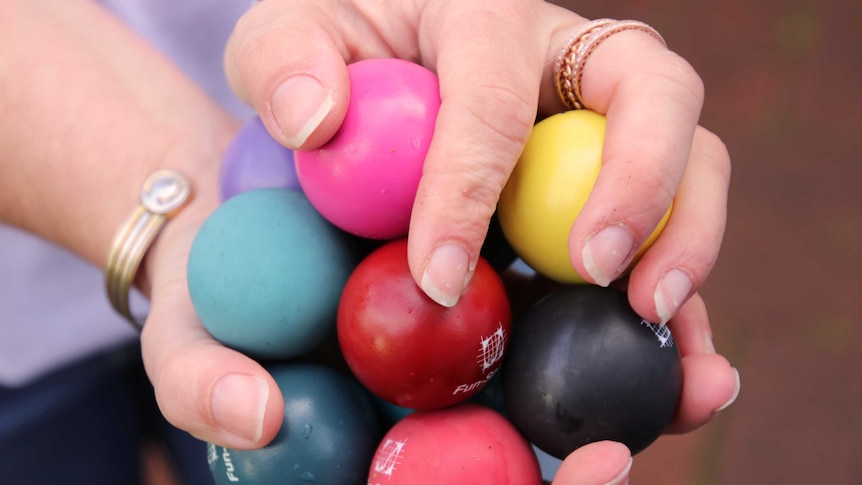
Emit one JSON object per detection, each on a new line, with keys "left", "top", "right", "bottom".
{"left": 554, "top": 18, "right": 667, "bottom": 110}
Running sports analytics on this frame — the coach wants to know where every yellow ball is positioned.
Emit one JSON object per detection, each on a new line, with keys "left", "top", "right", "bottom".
{"left": 498, "top": 110, "right": 670, "bottom": 283}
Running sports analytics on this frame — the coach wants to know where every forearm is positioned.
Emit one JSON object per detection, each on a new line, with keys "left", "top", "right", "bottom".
{"left": 0, "top": 0, "right": 237, "bottom": 269}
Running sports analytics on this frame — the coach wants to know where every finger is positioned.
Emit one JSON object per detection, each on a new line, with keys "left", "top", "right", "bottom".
{"left": 142, "top": 281, "right": 285, "bottom": 449}
{"left": 627, "top": 127, "right": 731, "bottom": 323}
{"left": 664, "top": 292, "right": 717, "bottom": 356}
{"left": 407, "top": 0, "right": 546, "bottom": 306}
{"left": 551, "top": 441, "right": 632, "bottom": 485}
{"left": 669, "top": 353, "right": 740, "bottom": 434}
{"left": 224, "top": 1, "right": 359, "bottom": 149}
{"left": 551, "top": 22, "right": 707, "bottom": 293}
{"left": 140, "top": 214, "right": 285, "bottom": 449}
{"left": 665, "top": 294, "right": 740, "bottom": 433}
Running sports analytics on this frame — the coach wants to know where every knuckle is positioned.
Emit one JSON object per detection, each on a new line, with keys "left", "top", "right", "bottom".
{"left": 459, "top": 0, "right": 542, "bottom": 19}
{"left": 431, "top": 155, "right": 509, "bottom": 221}
{"left": 460, "top": 81, "right": 537, "bottom": 153}
{"left": 430, "top": 84, "right": 537, "bottom": 218}
{"left": 618, "top": 159, "right": 679, "bottom": 210}
{"left": 144, "top": 344, "right": 212, "bottom": 429}
{"left": 664, "top": 53, "right": 704, "bottom": 100}
{"left": 640, "top": 51, "right": 705, "bottom": 116}
{"left": 461, "top": 166, "right": 509, "bottom": 216}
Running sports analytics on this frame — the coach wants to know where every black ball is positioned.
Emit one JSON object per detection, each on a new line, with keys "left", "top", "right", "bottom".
{"left": 502, "top": 286, "right": 682, "bottom": 458}
{"left": 480, "top": 212, "right": 518, "bottom": 272}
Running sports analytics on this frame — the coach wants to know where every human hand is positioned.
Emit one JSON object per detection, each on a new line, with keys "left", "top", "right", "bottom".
{"left": 136, "top": 166, "right": 287, "bottom": 450}
{"left": 139, "top": 0, "right": 739, "bottom": 463}
{"left": 224, "top": 0, "right": 730, "bottom": 326}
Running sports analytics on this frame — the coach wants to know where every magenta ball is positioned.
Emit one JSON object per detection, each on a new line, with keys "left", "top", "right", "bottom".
{"left": 294, "top": 58, "right": 440, "bottom": 239}
{"left": 219, "top": 116, "right": 300, "bottom": 201}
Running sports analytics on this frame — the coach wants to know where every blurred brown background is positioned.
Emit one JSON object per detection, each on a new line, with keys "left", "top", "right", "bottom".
{"left": 551, "top": 0, "right": 862, "bottom": 483}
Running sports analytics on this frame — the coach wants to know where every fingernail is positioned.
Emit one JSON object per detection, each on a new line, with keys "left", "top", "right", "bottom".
{"left": 582, "top": 225, "right": 636, "bottom": 287}
{"left": 715, "top": 367, "right": 741, "bottom": 413}
{"left": 604, "top": 456, "right": 633, "bottom": 485}
{"left": 212, "top": 374, "right": 269, "bottom": 444}
{"left": 654, "top": 268, "right": 694, "bottom": 325}
{"left": 420, "top": 243, "right": 470, "bottom": 308}
{"left": 271, "top": 74, "right": 334, "bottom": 147}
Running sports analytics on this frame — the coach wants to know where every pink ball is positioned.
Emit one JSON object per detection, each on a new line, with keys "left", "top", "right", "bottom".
{"left": 294, "top": 58, "right": 440, "bottom": 239}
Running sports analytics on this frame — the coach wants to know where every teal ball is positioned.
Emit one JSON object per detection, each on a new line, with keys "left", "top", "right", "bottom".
{"left": 188, "top": 188, "right": 356, "bottom": 359}
{"left": 207, "top": 363, "right": 383, "bottom": 485}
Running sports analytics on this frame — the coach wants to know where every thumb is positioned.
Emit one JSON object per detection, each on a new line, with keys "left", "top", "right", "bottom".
{"left": 223, "top": 1, "right": 350, "bottom": 149}
{"left": 551, "top": 441, "right": 633, "bottom": 485}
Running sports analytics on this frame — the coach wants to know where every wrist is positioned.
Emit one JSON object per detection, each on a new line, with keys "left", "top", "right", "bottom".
{"left": 120, "top": 122, "right": 237, "bottom": 320}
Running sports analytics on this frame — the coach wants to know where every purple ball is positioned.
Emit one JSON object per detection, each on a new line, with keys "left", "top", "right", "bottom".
{"left": 219, "top": 116, "right": 300, "bottom": 200}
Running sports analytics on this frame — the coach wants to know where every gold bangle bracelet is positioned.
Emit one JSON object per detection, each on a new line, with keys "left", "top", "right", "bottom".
{"left": 105, "top": 169, "right": 191, "bottom": 329}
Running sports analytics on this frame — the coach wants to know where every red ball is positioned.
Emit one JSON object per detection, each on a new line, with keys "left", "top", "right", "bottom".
{"left": 367, "top": 404, "right": 542, "bottom": 485}
{"left": 337, "top": 239, "right": 511, "bottom": 410}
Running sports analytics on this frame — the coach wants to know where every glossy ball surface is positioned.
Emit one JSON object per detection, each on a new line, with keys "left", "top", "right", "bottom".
{"left": 503, "top": 285, "right": 682, "bottom": 457}
{"left": 188, "top": 188, "right": 356, "bottom": 359}
{"left": 367, "top": 404, "right": 541, "bottom": 485}
{"left": 337, "top": 239, "right": 511, "bottom": 410}
{"left": 294, "top": 58, "right": 440, "bottom": 239}
{"left": 207, "top": 363, "right": 382, "bottom": 485}
{"left": 497, "top": 110, "right": 671, "bottom": 283}
{"left": 219, "top": 116, "right": 299, "bottom": 201}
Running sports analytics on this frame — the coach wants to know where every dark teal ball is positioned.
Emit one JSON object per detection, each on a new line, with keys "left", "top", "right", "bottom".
{"left": 207, "top": 363, "right": 383, "bottom": 485}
